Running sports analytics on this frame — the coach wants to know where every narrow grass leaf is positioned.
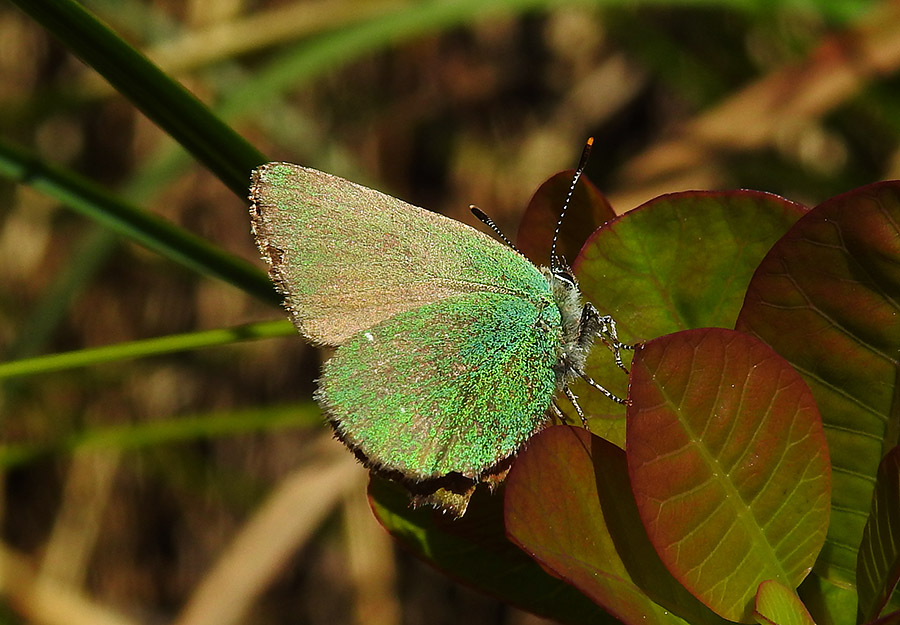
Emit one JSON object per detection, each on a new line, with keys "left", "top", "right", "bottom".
{"left": 0, "top": 402, "right": 321, "bottom": 469}
{"left": 0, "top": 320, "right": 295, "bottom": 380}
{"left": 8, "top": 0, "right": 264, "bottom": 196}
{"left": 0, "top": 140, "right": 278, "bottom": 307}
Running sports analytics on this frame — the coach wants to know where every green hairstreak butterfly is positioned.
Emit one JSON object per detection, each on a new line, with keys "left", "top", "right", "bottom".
{"left": 249, "top": 140, "right": 629, "bottom": 516}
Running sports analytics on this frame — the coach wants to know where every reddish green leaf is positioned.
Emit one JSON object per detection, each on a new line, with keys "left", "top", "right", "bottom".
{"left": 577, "top": 190, "right": 806, "bottom": 340}
{"left": 515, "top": 170, "right": 615, "bottom": 267}
{"left": 505, "top": 425, "right": 730, "bottom": 625}
{"left": 571, "top": 190, "right": 806, "bottom": 433}
{"left": 755, "top": 580, "right": 816, "bottom": 625}
{"left": 627, "top": 328, "right": 831, "bottom": 623}
{"left": 884, "top": 590, "right": 900, "bottom": 621}
{"left": 735, "top": 181, "right": 900, "bottom": 587}
{"left": 857, "top": 446, "right": 900, "bottom": 622}
{"left": 368, "top": 477, "right": 614, "bottom": 625}
{"left": 868, "top": 609, "right": 900, "bottom": 625}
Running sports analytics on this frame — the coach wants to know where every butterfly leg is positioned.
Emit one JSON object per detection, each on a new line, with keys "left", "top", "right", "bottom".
{"left": 563, "top": 386, "right": 590, "bottom": 429}
{"left": 580, "top": 303, "right": 633, "bottom": 374}
{"left": 596, "top": 313, "right": 633, "bottom": 374}
{"left": 549, "top": 399, "right": 571, "bottom": 425}
{"left": 579, "top": 372, "right": 629, "bottom": 406}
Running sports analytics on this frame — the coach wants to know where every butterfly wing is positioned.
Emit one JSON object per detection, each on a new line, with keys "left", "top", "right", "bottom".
{"left": 317, "top": 291, "right": 562, "bottom": 481}
{"left": 250, "top": 163, "right": 549, "bottom": 345}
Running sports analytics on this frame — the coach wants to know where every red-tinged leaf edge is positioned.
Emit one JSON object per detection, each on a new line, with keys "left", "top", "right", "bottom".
{"left": 505, "top": 425, "right": 731, "bottom": 625}
{"left": 516, "top": 170, "right": 615, "bottom": 267}
{"left": 627, "top": 328, "right": 830, "bottom": 623}
{"left": 736, "top": 180, "right": 900, "bottom": 587}
{"left": 368, "top": 475, "right": 617, "bottom": 625}
{"left": 867, "top": 608, "right": 900, "bottom": 625}
{"left": 569, "top": 189, "right": 806, "bottom": 432}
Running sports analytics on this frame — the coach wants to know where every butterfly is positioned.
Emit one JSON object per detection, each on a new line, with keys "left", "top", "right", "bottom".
{"left": 249, "top": 140, "right": 630, "bottom": 516}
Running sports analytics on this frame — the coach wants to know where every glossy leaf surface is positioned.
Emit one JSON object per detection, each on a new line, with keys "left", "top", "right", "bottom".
{"left": 755, "top": 580, "right": 816, "bottom": 625}
{"left": 572, "top": 190, "right": 806, "bottom": 435}
{"left": 368, "top": 477, "right": 615, "bottom": 625}
{"left": 504, "top": 425, "right": 729, "bottom": 625}
{"left": 627, "top": 328, "right": 831, "bottom": 622}
{"left": 858, "top": 446, "right": 900, "bottom": 622}
{"left": 736, "top": 181, "right": 900, "bottom": 587}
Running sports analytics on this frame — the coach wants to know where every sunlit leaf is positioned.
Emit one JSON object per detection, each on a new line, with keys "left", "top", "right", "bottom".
{"left": 504, "top": 425, "right": 730, "bottom": 625}
{"left": 736, "top": 181, "right": 900, "bottom": 587}
{"left": 572, "top": 190, "right": 806, "bottom": 438}
{"left": 627, "top": 328, "right": 831, "bottom": 622}
{"left": 368, "top": 477, "right": 615, "bottom": 625}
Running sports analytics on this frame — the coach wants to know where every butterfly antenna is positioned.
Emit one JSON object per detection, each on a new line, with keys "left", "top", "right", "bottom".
{"left": 550, "top": 137, "right": 594, "bottom": 273}
{"left": 470, "top": 205, "right": 521, "bottom": 253}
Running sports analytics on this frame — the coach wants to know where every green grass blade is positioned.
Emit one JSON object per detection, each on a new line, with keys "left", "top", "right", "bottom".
{"left": 0, "top": 320, "right": 295, "bottom": 380}
{"left": 0, "top": 402, "right": 321, "bottom": 469}
{"left": 0, "top": 140, "right": 278, "bottom": 308}
{"left": 8, "top": 0, "right": 264, "bottom": 197}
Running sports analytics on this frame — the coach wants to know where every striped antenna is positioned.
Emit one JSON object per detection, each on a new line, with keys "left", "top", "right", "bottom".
{"left": 470, "top": 205, "right": 520, "bottom": 253}
{"left": 550, "top": 137, "right": 593, "bottom": 273}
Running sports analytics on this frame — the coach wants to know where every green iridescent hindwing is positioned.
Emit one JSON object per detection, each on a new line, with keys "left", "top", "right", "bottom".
{"left": 318, "top": 291, "right": 562, "bottom": 480}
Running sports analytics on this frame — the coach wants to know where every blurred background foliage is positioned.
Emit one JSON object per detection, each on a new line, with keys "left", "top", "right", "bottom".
{"left": 1, "top": 0, "right": 899, "bottom": 623}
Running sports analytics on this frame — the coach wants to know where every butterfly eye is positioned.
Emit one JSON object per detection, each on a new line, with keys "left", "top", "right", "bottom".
{"left": 553, "top": 269, "right": 578, "bottom": 290}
